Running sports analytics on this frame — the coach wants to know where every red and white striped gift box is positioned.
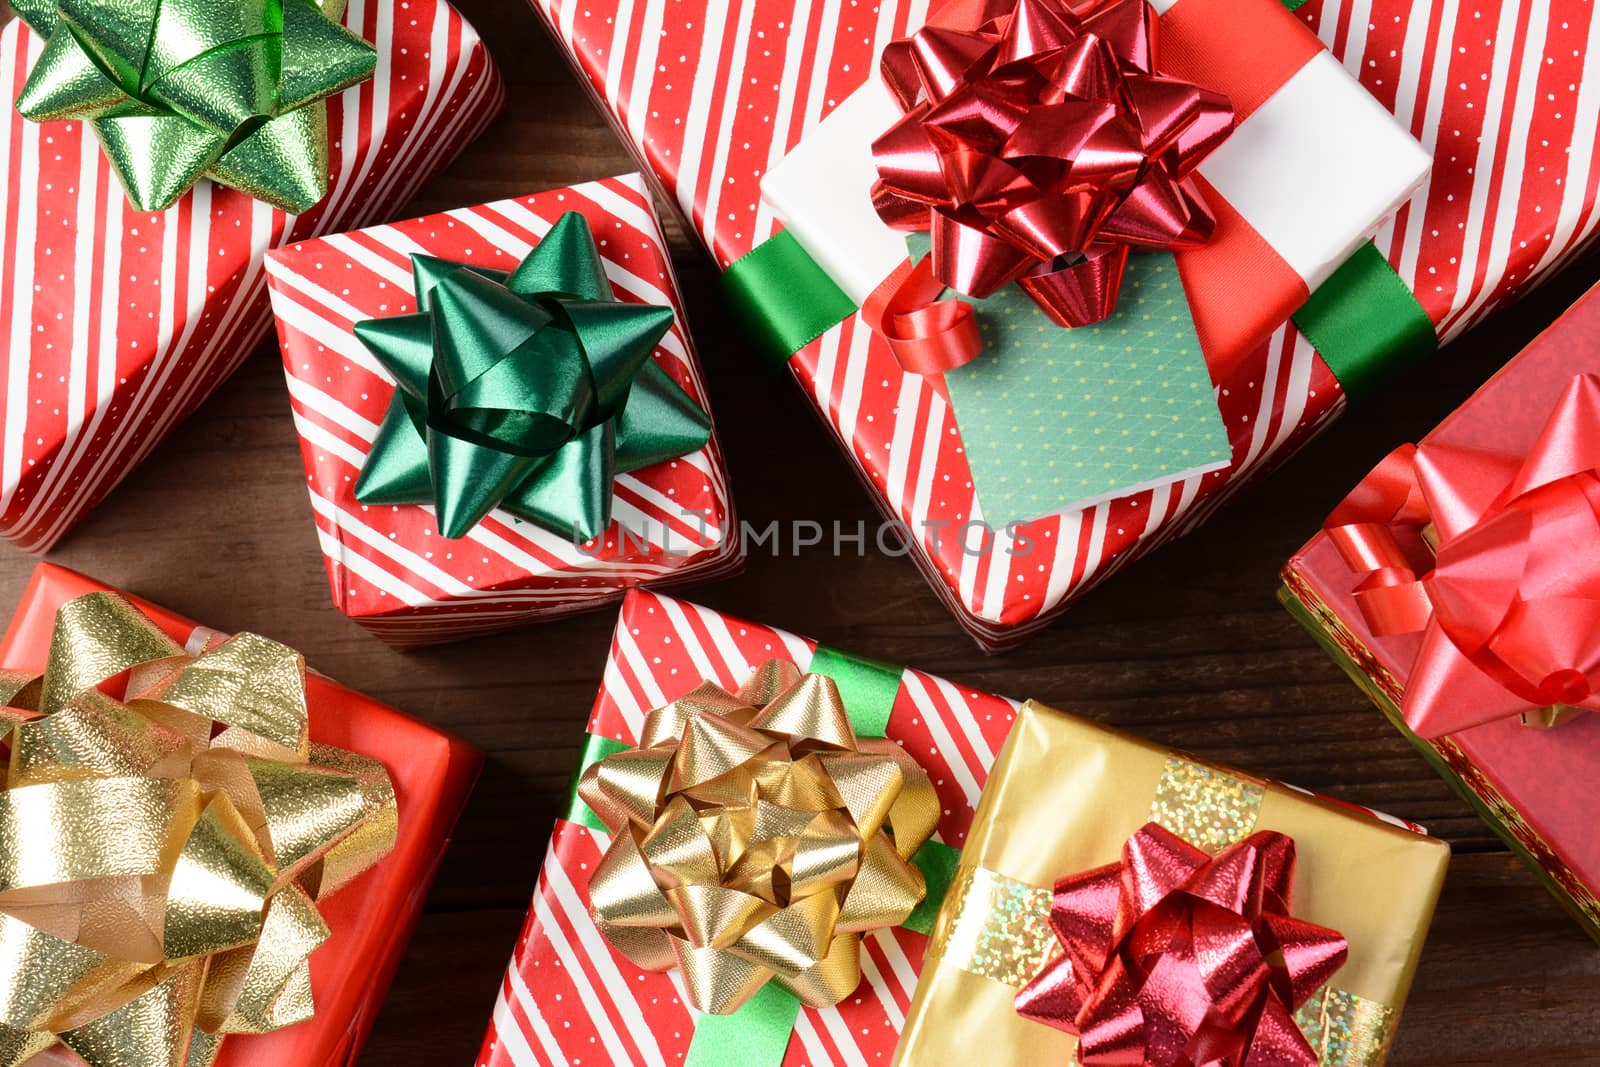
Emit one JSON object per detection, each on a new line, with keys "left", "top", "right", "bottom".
{"left": 0, "top": 0, "right": 505, "bottom": 554}
{"left": 476, "top": 589, "right": 1021, "bottom": 1067}
{"left": 265, "top": 177, "right": 743, "bottom": 647}
{"left": 523, "top": 0, "right": 1600, "bottom": 649}
{"left": 474, "top": 589, "right": 1426, "bottom": 1067}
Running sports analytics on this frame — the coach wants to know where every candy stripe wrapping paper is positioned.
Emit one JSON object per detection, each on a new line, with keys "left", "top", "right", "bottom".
{"left": 0, "top": 0, "right": 506, "bottom": 554}
{"left": 523, "top": 0, "right": 1600, "bottom": 649}
{"left": 474, "top": 589, "right": 1424, "bottom": 1066}
{"left": 265, "top": 176, "right": 742, "bottom": 647}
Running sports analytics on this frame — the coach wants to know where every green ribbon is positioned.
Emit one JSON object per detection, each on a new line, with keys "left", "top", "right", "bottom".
{"left": 13, "top": 0, "right": 377, "bottom": 212}
{"left": 1291, "top": 242, "right": 1438, "bottom": 400}
{"left": 564, "top": 646, "right": 959, "bottom": 1066}
{"left": 724, "top": 223, "right": 1438, "bottom": 400}
{"left": 722, "top": 229, "right": 856, "bottom": 366}
{"left": 353, "top": 211, "right": 713, "bottom": 541}
{"left": 904, "top": 839, "right": 962, "bottom": 936}
{"left": 564, "top": 733, "right": 628, "bottom": 832}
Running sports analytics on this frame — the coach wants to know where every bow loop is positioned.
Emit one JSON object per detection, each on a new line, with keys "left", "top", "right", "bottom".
{"left": 1080, "top": 0, "right": 1154, "bottom": 74}
{"left": 582, "top": 662, "right": 938, "bottom": 1015}
{"left": 507, "top": 211, "right": 616, "bottom": 302}
{"left": 1000, "top": 0, "right": 1083, "bottom": 61}
{"left": 1326, "top": 373, "right": 1600, "bottom": 736}
{"left": 353, "top": 212, "right": 709, "bottom": 541}
{"left": 868, "top": 0, "right": 1234, "bottom": 373}
{"left": 1411, "top": 441, "right": 1522, "bottom": 542}
{"left": 15, "top": 0, "right": 377, "bottom": 212}
{"left": 561, "top": 300, "right": 676, "bottom": 418}
{"left": 1506, "top": 368, "right": 1600, "bottom": 501}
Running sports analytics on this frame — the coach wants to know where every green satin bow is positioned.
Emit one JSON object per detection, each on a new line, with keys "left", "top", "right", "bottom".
{"left": 354, "top": 211, "right": 713, "bottom": 542}
{"left": 13, "top": 0, "right": 376, "bottom": 212}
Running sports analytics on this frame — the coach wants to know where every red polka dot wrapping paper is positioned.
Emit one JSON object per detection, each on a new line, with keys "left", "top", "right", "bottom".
{"left": 522, "top": 0, "right": 1600, "bottom": 650}
{"left": 0, "top": 0, "right": 506, "bottom": 555}
{"left": 265, "top": 176, "right": 743, "bottom": 647}
{"left": 473, "top": 588, "right": 1425, "bottom": 1067}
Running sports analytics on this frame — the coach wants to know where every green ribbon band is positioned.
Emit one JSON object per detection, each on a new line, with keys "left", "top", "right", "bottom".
{"left": 683, "top": 983, "right": 804, "bottom": 1067}
{"left": 352, "top": 211, "right": 712, "bottom": 541}
{"left": 565, "top": 733, "right": 629, "bottom": 831}
{"left": 807, "top": 642, "right": 904, "bottom": 739}
{"left": 565, "top": 647, "right": 952, "bottom": 1066}
{"left": 1291, "top": 242, "right": 1438, "bottom": 400}
{"left": 722, "top": 229, "right": 857, "bottom": 366}
{"left": 13, "top": 0, "right": 376, "bottom": 212}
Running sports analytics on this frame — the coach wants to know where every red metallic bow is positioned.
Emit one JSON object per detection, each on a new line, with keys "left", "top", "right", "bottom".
{"left": 866, "top": 0, "right": 1234, "bottom": 374}
{"left": 1324, "top": 373, "right": 1600, "bottom": 738}
{"left": 1016, "top": 822, "right": 1347, "bottom": 1067}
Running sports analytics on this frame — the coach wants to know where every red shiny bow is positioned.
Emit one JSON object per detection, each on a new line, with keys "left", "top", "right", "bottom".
{"left": 1016, "top": 822, "right": 1347, "bottom": 1067}
{"left": 1325, "top": 373, "right": 1600, "bottom": 738}
{"left": 865, "top": 0, "right": 1234, "bottom": 374}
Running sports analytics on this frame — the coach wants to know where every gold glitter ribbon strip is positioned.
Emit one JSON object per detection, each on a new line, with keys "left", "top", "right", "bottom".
{"left": 579, "top": 660, "right": 940, "bottom": 1015}
{"left": 937, "top": 756, "right": 1396, "bottom": 1066}
{"left": 0, "top": 592, "right": 397, "bottom": 1067}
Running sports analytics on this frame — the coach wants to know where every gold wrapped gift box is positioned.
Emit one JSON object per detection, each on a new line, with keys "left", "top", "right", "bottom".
{"left": 894, "top": 701, "right": 1449, "bottom": 1067}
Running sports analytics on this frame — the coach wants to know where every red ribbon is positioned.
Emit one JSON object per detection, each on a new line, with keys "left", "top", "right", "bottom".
{"left": 1324, "top": 373, "right": 1600, "bottom": 738}
{"left": 866, "top": 0, "right": 1234, "bottom": 374}
{"left": 1016, "top": 822, "right": 1347, "bottom": 1067}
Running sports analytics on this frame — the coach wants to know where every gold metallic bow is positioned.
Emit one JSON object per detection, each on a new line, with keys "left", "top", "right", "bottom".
{"left": 578, "top": 661, "right": 939, "bottom": 1014}
{"left": 0, "top": 592, "right": 397, "bottom": 1067}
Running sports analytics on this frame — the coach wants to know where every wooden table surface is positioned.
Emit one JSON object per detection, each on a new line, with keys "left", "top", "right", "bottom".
{"left": 5, "top": 1, "right": 1600, "bottom": 1063}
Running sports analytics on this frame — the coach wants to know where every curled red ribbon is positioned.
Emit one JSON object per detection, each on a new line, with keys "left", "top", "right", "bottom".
{"left": 1016, "top": 822, "right": 1347, "bottom": 1067}
{"left": 1324, "top": 373, "right": 1600, "bottom": 738}
{"left": 866, "top": 0, "right": 1234, "bottom": 374}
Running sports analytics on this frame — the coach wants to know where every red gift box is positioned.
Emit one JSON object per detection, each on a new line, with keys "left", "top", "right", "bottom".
{"left": 523, "top": 0, "right": 1600, "bottom": 649}
{"left": 1282, "top": 281, "right": 1600, "bottom": 942}
{"left": 0, "top": 562, "right": 483, "bottom": 1066}
{"left": 0, "top": 0, "right": 505, "bottom": 554}
{"left": 265, "top": 175, "right": 742, "bottom": 647}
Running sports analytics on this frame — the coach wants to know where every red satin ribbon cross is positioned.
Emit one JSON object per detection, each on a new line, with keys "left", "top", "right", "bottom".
{"left": 1016, "top": 822, "right": 1347, "bottom": 1067}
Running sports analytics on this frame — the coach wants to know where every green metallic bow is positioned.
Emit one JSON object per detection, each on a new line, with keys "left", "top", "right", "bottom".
{"left": 13, "top": 0, "right": 376, "bottom": 212}
{"left": 354, "top": 211, "right": 714, "bottom": 542}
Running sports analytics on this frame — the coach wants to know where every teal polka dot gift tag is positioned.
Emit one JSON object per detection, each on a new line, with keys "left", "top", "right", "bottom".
{"left": 942, "top": 251, "right": 1233, "bottom": 528}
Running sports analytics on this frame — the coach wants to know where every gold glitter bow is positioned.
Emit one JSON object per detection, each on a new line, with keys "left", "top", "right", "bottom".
{"left": 0, "top": 592, "right": 397, "bottom": 1067}
{"left": 578, "top": 660, "right": 939, "bottom": 1014}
